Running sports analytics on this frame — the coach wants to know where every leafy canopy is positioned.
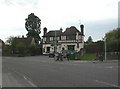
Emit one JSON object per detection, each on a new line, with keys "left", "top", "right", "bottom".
{"left": 25, "top": 13, "right": 41, "bottom": 40}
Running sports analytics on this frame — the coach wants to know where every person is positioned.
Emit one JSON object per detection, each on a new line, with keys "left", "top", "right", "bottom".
{"left": 59, "top": 52, "right": 63, "bottom": 61}
{"left": 61, "top": 48, "right": 67, "bottom": 61}
{"left": 98, "top": 54, "right": 104, "bottom": 62}
{"left": 56, "top": 52, "right": 60, "bottom": 61}
{"left": 67, "top": 53, "right": 70, "bottom": 61}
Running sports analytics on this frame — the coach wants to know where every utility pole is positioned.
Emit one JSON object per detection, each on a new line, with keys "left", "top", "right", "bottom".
{"left": 54, "top": 30, "right": 57, "bottom": 60}
{"left": 104, "top": 35, "right": 107, "bottom": 61}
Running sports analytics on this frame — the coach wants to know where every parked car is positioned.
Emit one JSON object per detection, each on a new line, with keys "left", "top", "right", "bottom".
{"left": 49, "top": 51, "right": 59, "bottom": 58}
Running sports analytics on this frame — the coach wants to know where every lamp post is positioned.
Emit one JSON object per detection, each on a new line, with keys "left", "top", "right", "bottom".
{"left": 54, "top": 30, "right": 57, "bottom": 59}
{"left": 104, "top": 35, "right": 107, "bottom": 61}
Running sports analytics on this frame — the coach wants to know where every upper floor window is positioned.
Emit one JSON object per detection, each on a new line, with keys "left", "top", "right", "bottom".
{"left": 50, "top": 37, "right": 53, "bottom": 41}
{"left": 79, "top": 35, "right": 82, "bottom": 40}
{"left": 53, "top": 37, "right": 60, "bottom": 41}
{"left": 46, "top": 37, "right": 50, "bottom": 42}
{"left": 66, "top": 35, "right": 76, "bottom": 40}
{"left": 61, "top": 36, "right": 66, "bottom": 40}
{"left": 43, "top": 37, "right": 46, "bottom": 42}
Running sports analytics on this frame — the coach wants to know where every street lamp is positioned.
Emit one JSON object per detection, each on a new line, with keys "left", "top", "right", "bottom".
{"left": 104, "top": 35, "right": 107, "bottom": 61}
{"left": 54, "top": 30, "right": 57, "bottom": 59}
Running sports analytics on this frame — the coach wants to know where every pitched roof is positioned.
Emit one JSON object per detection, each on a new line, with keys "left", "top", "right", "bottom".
{"left": 42, "top": 26, "right": 83, "bottom": 37}
{"left": 43, "top": 30, "right": 62, "bottom": 37}
{"left": 62, "top": 26, "right": 82, "bottom": 35}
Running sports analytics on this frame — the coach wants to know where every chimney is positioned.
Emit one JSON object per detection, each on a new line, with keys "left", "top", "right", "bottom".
{"left": 80, "top": 24, "right": 84, "bottom": 35}
{"left": 43, "top": 27, "right": 47, "bottom": 35}
{"left": 60, "top": 27, "right": 63, "bottom": 32}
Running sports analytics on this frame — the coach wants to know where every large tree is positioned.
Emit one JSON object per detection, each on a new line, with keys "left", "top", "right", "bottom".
{"left": 6, "top": 36, "right": 16, "bottom": 45}
{"left": 25, "top": 13, "right": 41, "bottom": 44}
{"left": 106, "top": 28, "right": 119, "bottom": 52}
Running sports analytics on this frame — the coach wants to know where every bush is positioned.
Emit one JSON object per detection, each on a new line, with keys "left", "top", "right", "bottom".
{"left": 16, "top": 41, "right": 26, "bottom": 56}
{"left": 28, "top": 44, "right": 36, "bottom": 56}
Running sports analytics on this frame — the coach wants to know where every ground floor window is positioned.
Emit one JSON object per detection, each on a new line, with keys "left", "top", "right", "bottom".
{"left": 46, "top": 47, "right": 50, "bottom": 53}
{"left": 67, "top": 45, "right": 75, "bottom": 51}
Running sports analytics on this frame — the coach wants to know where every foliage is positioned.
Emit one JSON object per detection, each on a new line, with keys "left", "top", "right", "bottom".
{"left": 28, "top": 41, "right": 36, "bottom": 56}
{"left": 4, "top": 36, "right": 27, "bottom": 56}
{"left": 25, "top": 13, "right": 41, "bottom": 44}
{"left": 80, "top": 53, "right": 96, "bottom": 60}
{"left": 86, "top": 36, "right": 93, "bottom": 44}
{"left": 85, "top": 40, "right": 104, "bottom": 53}
{"left": 2, "top": 45, "right": 12, "bottom": 56}
{"left": 94, "top": 40, "right": 104, "bottom": 53}
{"left": 106, "top": 28, "right": 119, "bottom": 52}
{"left": 6, "top": 36, "right": 15, "bottom": 45}
{"left": 16, "top": 40, "right": 26, "bottom": 56}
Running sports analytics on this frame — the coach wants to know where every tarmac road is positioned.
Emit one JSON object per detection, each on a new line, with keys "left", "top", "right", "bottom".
{"left": 2, "top": 56, "right": 119, "bottom": 87}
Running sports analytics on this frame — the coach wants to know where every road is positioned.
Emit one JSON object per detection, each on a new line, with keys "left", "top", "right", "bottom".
{"left": 2, "top": 56, "right": 119, "bottom": 87}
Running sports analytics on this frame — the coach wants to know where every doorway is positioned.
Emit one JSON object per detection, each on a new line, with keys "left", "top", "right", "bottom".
{"left": 46, "top": 47, "right": 50, "bottom": 53}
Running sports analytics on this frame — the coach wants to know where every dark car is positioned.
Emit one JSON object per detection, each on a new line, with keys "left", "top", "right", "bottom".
{"left": 49, "top": 51, "right": 59, "bottom": 57}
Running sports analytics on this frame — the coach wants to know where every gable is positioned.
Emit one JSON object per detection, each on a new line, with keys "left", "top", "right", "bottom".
{"left": 62, "top": 26, "right": 82, "bottom": 35}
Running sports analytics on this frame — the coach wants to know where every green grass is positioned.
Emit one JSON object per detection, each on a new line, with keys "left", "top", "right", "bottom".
{"left": 80, "top": 53, "right": 96, "bottom": 61}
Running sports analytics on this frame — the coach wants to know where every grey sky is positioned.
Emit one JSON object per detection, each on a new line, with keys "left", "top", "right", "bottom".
{"left": 0, "top": 0, "right": 119, "bottom": 42}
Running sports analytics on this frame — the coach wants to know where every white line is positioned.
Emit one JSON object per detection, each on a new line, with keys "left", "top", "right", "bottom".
{"left": 106, "top": 66, "right": 113, "bottom": 68}
{"left": 14, "top": 71, "right": 38, "bottom": 87}
{"left": 7, "top": 67, "right": 38, "bottom": 87}
{"left": 94, "top": 80, "right": 119, "bottom": 87}
{"left": 23, "top": 76, "right": 37, "bottom": 87}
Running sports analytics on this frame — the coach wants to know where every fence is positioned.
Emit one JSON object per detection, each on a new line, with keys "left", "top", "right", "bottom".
{"left": 106, "top": 52, "right": 119, "bottom": 60}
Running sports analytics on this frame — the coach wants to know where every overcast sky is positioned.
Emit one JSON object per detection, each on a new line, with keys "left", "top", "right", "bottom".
{"left": 0, "top": 0, "right": 119, "bottom": 42}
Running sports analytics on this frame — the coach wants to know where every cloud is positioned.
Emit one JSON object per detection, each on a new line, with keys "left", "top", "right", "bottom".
{"left": 0, "top": 0, "right": 119, "bottom": 42}
{"left": 84, "top": 19, "right": 117, "bottom": 41}
{"left": 3, "top": 0, "right": 39, "bottom": 7}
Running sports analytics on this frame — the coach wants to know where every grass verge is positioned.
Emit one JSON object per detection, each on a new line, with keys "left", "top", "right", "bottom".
{"left": 80, "top": 53, "right": 96, "bottom": 61}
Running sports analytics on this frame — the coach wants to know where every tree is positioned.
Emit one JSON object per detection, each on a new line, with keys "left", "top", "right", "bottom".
{"left": 16, "top": 40, "right": 26, "bottom": 56}
{"left": 25, "top": 13, "right": 41, "bottom": 44}
{"left": 106, "top": 28, "right": 119, "bottom": 52}
{"left": 6, "top": 36, "right": 15, "bottom": 45}
{"left": 86, "top": 36, "right": 93, "bottom": 44}
{"left": 28, "top": 38, "right": 36, "bottom": 55}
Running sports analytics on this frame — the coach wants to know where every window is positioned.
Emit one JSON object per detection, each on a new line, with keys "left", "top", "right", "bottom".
{"left": 67, "top": 45, "right": 75, "bottom": 51}
{"left": 46, "top": 37, "right": 50, "bottom": 42}
{"left": 50, "top": 37, "right": 53, "bottom": 41}
{"left": 57, "top": 37, "right": 59, "bottom": 40}
{"left": 79, "top": 35, "right": 82, "bottom": 40}
{"left": 79, "top": 35, "right": 82, "bottom": 42}
{"left": 66, "top": 35, "right": 76, "bottom": 40}
{"left": 43, "top": 37, "right": 46, "bottom": 42}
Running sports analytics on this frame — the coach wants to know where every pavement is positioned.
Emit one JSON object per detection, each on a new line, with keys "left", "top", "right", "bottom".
{"left": 2, "top": 56, "right": 119, "bottom": 87}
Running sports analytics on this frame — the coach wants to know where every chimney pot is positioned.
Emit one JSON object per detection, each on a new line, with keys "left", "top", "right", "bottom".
{"left": 80, "top": 24, "right": 84, "bottom": 35}
{"left": 43, "top": 27, "right": 47, "bottom": 35}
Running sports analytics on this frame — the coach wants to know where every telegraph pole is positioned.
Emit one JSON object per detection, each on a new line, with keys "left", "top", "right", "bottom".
{"left": 104, "top": 35, "right": 107, "bottom": 61}
{"left": 54, "top": 30, "right": 57, "bottom": 60}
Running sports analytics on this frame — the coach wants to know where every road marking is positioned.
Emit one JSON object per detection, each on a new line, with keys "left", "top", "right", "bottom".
{"left": 6, "top": 67, "right": 38, "bottom": 88}
{"left": 106, "top": 66, "right": 113, "bottom": 68}
{"left": 23, "top": 76, "right": 37, "bottom": 87}
{"left": 94, "top": 80, "right": 119, "bottom": 87}
{"left": 13, "top": 70, "right": 38, "bottom": 87}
